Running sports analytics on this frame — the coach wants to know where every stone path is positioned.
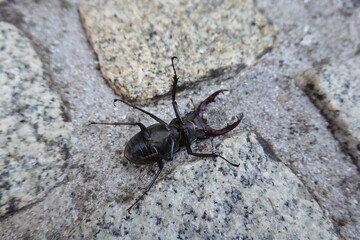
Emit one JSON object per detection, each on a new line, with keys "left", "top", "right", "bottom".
{"left": 0, "top": 0, "right": 359, "bottom": 239}
{"left": 0, "top": 22, "right": 72, "bottom": 218}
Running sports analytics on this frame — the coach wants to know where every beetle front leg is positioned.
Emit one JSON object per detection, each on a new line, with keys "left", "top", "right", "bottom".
{"left": 183, "top": 129, "right": 239, "bottom": 167}
{"left": 170, "top": 56, "right": 185, "bottom": 124}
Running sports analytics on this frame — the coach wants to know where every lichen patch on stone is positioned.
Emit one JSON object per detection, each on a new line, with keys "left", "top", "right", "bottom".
{"left": 299, "top": 56, "right": 360, "bottom": 167}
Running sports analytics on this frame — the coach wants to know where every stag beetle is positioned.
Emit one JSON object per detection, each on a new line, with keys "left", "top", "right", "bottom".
{"left": 90, "top": 57, "right": 243, "bottom": 213}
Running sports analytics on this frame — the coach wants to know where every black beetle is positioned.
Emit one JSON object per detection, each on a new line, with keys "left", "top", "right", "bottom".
{"left": 90, "top": 57, "right": 243, "bottom": 212}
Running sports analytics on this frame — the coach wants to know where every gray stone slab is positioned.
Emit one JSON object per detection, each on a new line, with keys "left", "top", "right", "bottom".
{"left": 299, "top": 56, "right": 360, "bottom": 167}
{"left": 0, "top": 1, "right": 359, "bottom": 240}
{"left": 0, "top": 22, "right": 72, "bottom": 217}
{"left": 79, "top": 0, "right": 278, "bottom": 103}
{"left": 81, "top": 132, "right": 337, "bottom": 240}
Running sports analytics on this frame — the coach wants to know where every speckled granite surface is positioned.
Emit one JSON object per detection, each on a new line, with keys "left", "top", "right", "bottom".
{"left": 79, "top": 0, "right": 278, "bottom": 103}
{"left": 82, "top": 132, "right": 337, "bottom": 239}
{"left": 0, "top": 0, "right": 359, "bottom": 239}
{"left": 299, "top": 56, "right": 360, "bottom": 167}
{"left": 0, "top": 22, "right": 72, "bottom": 217}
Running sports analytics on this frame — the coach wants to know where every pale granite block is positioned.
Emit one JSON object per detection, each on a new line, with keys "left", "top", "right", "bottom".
{"left": 79, "top": 0, "right": 278, "bottom": 103}
{"left": 81, "top": 132, "right": 337, "bottom": 240}
{"left": 0, "top": 22, "right": 72, "bottom": 217}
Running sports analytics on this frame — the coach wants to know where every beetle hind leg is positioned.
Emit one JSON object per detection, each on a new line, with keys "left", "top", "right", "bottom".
{"left": 127, "top": 158, "right": 164, "bottom": 213}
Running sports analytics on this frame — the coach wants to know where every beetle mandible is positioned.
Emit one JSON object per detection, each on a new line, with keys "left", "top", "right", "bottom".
{"left": 90, "top": 57, "right": 243, "bottom": 213}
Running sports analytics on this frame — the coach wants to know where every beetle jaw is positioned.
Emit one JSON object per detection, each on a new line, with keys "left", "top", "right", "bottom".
{"left": 196, "top": 90, "right": 243, "bottom": 137}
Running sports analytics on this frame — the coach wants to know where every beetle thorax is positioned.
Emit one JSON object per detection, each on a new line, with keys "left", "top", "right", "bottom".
{"left": 170, "top": 111, "right": 208, "bottom": 144}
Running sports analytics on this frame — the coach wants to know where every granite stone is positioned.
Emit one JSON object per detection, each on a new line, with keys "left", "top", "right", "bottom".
{"left": 0, "top": 1, "right": 359, "bottom": 239}
{"left": 82, "top": 132, "right": 337, "bottom": 240}
{"left": 0, "top": 22, "right": 72, "bottom": 217}
{"left": 299, "top": 56, "right": 360, "bottom": 167}
{"left": 79, "top": 0, "right": 278, "bottom": 103}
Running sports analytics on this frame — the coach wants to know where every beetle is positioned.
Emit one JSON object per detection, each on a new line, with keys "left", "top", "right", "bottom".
{"left": 90, "top": 57, "right": 243, "bottom": 213}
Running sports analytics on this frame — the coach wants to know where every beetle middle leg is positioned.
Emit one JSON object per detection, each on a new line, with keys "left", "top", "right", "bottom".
{"left": 113, "top": 99, "right": 169, "bottom": 129}
{"left": 89, "top": 121, "right": 152, "bottom": 140}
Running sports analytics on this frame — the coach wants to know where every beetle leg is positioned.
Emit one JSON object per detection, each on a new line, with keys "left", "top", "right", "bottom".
{"left": 169, "top": 135, "right": 176, "bottom": 161}
{"left": 182, "top": 129, "right": 239, "bottom": 167}
{"left": 113, "top": 99, "right": 170, "bottom": 130}
{"left": 171, "top": 56, "right": 179, "bottom": 102}
{"left": 89, "top": 121, "right": 151, "bottom": 140}
{"left": 170, "top": 56, "right": 185, "bottom": 125}
{"left": 127, "top": 157, "right": 163, "bottom": 213}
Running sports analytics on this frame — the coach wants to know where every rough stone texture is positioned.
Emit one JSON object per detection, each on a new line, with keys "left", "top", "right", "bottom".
{"left": 0, "top": 0, "right": 359, "bottom": 240}
{"left": 0, "top": 22, "right": 72, "bottom": 217}
{"left": 298, "top": 56, "right": 360, "bottom": 167}
{"left": 79, "top": 0, "right": 278, "bottom": 103}
{"left": 82, "top": 132, "right": 338, "bottom": 240}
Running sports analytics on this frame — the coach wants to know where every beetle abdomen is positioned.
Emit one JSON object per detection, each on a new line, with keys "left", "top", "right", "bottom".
{"left": 124, "top": 132, "right": 156, "bottom": 165}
